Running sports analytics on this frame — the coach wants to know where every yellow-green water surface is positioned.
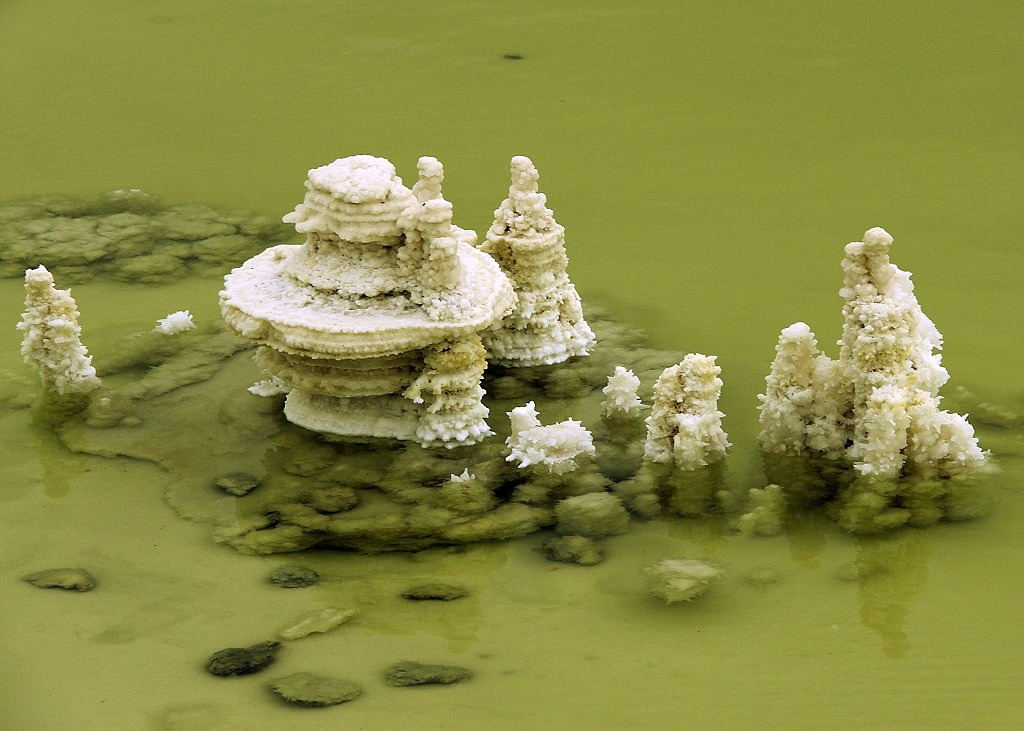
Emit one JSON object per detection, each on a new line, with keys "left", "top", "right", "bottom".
{"left": 2, "top": 2, "right": 1023, "bottom": 728}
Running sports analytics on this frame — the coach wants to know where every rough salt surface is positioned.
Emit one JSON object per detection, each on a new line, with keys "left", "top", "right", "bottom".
{"left": 505, "top": 401, "right": 595, "bottom": 474}
{"left": 757, "top": 228, "right": 989, "bottom": 532}
{"left": 18, "top": 265, "right": 101, "bottom": 395}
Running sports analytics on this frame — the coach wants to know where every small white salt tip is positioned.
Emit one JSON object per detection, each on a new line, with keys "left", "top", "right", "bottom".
{"left": 153, "top": 310, "right": 195, "bottom": 335}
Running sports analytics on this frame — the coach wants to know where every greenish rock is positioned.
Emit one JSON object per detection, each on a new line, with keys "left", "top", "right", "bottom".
{"left": 543, "top": 535, "right": 604, "bottom": 566}
{"left": 268, "top": 564, "right": 319, "bottom": 588}
{"left": 22, "top": 567, "right": 97, "bottom": 592}
{"left": 383, "top": 661, "right": 472, "bottom": 687}
{"left": 644, "top": 558, "right": 723, "bottom": 604}
{"left": 554, "top": 492, "right": 630, "bottom": 538}
{"left": 401, "top": 583, "right": 470, "bottom": 601}
{"left": 301, "top": 485, "right": 358, "bottom": 513}
{"left": 213, "top": 472, "right": 261, "bottom": 497}
{"left": 268, "top": 672, "right": 362, "bottom": 707}
{"left": 205, "top": 641, "right": 281, "bottom": 676}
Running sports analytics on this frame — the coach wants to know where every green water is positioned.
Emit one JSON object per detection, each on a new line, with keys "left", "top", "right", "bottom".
{"left": 2, "top": 1, "right": 1023, "bottom": 728}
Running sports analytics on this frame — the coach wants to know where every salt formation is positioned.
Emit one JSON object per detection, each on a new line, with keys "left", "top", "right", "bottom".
{"left": 614, "top": 354, "right": 731, "bottom": 517}
{"left": 644, "top": 354, "right": 730, "bottom": 469}
{"left": 153, "top": 310, "right": 195, "bottom": 334}
{"left": 220, "top": 155, "right": 517, "bottom": 447}
{"left": 17, "top": 265, "right": 101, "bottom": 395}
{"left": 758, "top": 227, "right": 990, "bottom": 532}
{"left": 505, "top": 401, "right": 595, "bottom": 474}
{"left": 601, "top": 365, "right": 643, "bottom": 418}
{"left": 479, "top": 156, "right": 596, "bottom": 365}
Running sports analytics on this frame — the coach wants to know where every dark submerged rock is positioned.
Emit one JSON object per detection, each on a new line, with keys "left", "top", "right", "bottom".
{"left": 206, "top": 641, "right": 281, "bottom": 676}
{"left": 22, "top": 568, "right": 97, "bottom": 592}
{"left": 401, "top": 583, "right": 469, "bottom": 601}
{"left": 268, "top": 564, "right": 319, "bottom": 588}
{"left": 268, "top": 672, "right": 362, "bottom": 707}
{"left": 383, "top": 661, "right": 472, "bottom": 687}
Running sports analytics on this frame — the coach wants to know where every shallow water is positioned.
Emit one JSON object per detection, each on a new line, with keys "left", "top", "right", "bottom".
{"left": 2, "top": 1, "right": 1024, "bottom": 728}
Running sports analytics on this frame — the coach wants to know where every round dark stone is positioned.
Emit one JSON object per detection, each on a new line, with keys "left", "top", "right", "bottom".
{"left": 268, "top": 565, "right": 319, "bottom": 588}
{"left": 206, "top": 641, "right": 281, "bottom": 677}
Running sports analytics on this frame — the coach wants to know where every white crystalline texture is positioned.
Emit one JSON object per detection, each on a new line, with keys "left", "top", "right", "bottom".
{"left": 506, "top": 400, "right": 596, "bottom": 474}
{"left": 220, "top": 155, "right": 518, "bottom": 448}
{"left": 758, "top": 227, "right": 987, "bottom": 480}
{"left": 153, "top": 310, "right": 195, "bottom": 335}
{"left": 17, "top": 265, "right": 101, "bottom": 395}
{"left": 644, "top": 354, "right": 730, "bottom": 469}
{"left": 601, "top": 365, "right": 644, "bottom": 417}
{"left": 479, "top": 156, "right": 596, "bottom": 366}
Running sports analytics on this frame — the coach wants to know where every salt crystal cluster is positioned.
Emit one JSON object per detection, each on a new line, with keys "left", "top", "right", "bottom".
{"left": 758, "top": 227, "right": 989, "bottom": 531}
{"left": 17, "top": 265, "right": 101, "bottom": 395}
{"left": 479, "top": 156, "right": 596, "bottom": 366}
{"left": 505, "top": 401, "right": 595, "bottom": 474}
{"left": 601, "top": 366, "right": 643, "bottom": 418}
{"left": 644, "top": 354, "right": 730, "bottom": 469}
{"left": 153, "top": 310, "right": 195, "bottom": 335}
{"left": 220, "top": 155, "right": 517, "bottom": 447}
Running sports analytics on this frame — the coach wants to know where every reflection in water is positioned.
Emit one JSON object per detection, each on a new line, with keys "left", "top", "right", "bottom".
{"left": 844, "top": 532, "right": 929, "bottom": 658}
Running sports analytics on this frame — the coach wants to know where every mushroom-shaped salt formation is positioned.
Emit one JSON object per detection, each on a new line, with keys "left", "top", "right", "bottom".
{"left": 220, "top": 156, "right": 516, "bottom": 447}
{"left": 478, "top": 156, "right": 596, "bottom": 365}
{"left": 505, "top": 401, "right": 595, "bottom": 475}
{"left": 758, "top": 227, "right": 990, "bottom": 532}
{"left": 17, "top": 265, "right": 101, "bottom": 395}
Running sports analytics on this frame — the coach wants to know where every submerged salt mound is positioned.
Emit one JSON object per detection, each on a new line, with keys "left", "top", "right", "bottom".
{"left": 0, "top": 190, "right": 291, "bottom": 284}
{"left": 758, "top": 227, "right": 990, "bottom": 532}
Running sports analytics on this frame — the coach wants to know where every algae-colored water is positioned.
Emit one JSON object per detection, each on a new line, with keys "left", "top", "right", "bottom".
{"left": 2, "top": 2, "right": 1023, "bottom": 728}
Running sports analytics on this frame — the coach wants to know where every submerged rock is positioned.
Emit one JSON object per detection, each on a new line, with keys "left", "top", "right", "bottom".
{"left": 22, "top": 567, "right": 97, "bottom": 592}
{"left": 383, "top": 661, "right": 472, "bottom": 687}
{"left": 554, "top": 492, "right": 630, "bottom": 538}
{"left": 268, "top": 565, "right": 319, "bottom": 588}
{"left": 205, "top": 641, "right": 281, "bottom": 676}
{"left": 401, "top": 583, "right": 469, "bottom": 601}
{"left": 645, "top": 558, "right": 723, "bottom": 604}
{"left": 268, "top": 672, "right": 362, "bottom": 707}
{"left": 543, "top": 535, "right": 604, "bottom": 566}
{"left": 213, "top": 472, "right": 261, "bottom": 497}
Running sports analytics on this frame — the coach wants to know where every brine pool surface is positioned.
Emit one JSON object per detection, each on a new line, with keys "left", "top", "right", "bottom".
{"left": 1, "top": 2, "right": 1022, "bottom": 729}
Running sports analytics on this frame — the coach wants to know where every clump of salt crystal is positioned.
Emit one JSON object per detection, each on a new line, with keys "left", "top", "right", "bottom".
{"left": 153, "top": 310, "right": 195, "bottom": 335}
{"left": 601, "top": 366, "right": 643, "bottom": 418}
{"left": 505, "top": 401, "right": 595, "bottom": 475}
{"left": 644, "top": 354, "right": 730, "bottom": 470}
{"left": 18, "top": 265, "right": 101, "bottom": 395}
{"left": 758, "top": 227, "right": 990, "bottom": 532}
